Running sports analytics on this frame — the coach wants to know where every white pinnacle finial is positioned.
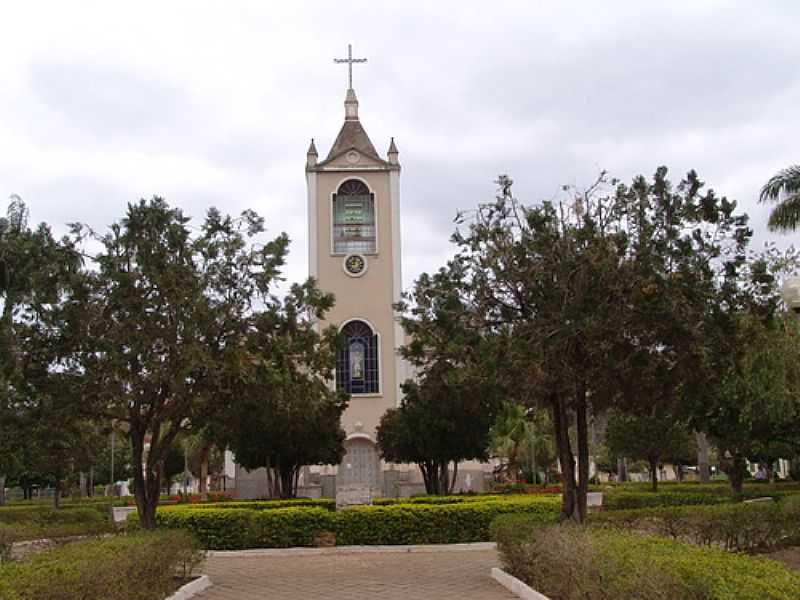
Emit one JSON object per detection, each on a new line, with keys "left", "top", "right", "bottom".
{"left": 345, "top": 88, "right": 359, "bottom": 121}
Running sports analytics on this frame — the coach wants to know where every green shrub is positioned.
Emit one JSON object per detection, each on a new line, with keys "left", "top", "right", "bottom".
{"left": 494, "top": 522, "right": 800, "bottom": 600}
{"left": 591, "top": 499, "right": 800, "bottom": 552}
{"left": 0, "top": 526, "right": 15, "bottom": 564}
{"left": 602, "top": 491, "right": 731, "bottom": 510}
{"left": 0, "top": 505, "right": 109, "bottom": 525}
{"left": 171, "top": 499, "right": 336, "bottom": 511}
{"left": 0, "top": 530, "right": 204, "bottom": 600}
{"left": 0, "top": 506, "right": 114, "bottom": 543}
{"left": 154, "top": 496, "right": 560, "bottom": 550}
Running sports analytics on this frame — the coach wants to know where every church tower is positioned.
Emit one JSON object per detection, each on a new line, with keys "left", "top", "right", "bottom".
{"left": 306, "top": 48, "right": 406, "bottom": 493}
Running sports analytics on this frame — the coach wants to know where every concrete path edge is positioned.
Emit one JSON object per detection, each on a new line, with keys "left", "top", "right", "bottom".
{"left": 208, "top": 541, "right": 497, "bottom": 558}
{"left": 491, "top": 568, "right": 551, "bottom": 600}
{"left": 165, "top": 574, "right": 211, "bottom": 600}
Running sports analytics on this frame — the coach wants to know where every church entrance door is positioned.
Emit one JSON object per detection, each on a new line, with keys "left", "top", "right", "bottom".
{"left": 339, "top": 438, "right": 380, "bottom": 488}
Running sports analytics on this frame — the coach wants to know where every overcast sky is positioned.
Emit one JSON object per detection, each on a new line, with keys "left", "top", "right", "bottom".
{"left": 1, "top": 1, "right": 798, "bottom": 290}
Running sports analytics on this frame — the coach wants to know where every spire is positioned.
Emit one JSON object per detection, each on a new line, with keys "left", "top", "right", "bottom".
{"left": 387, "top": 137, "right": 399, "bottom": 164}
{"left": 345, "top": 88, "right": 359, "bottom": 121}
{"left": 323, "top": 88, "right": 381, "bottom": 163}
{"left": 306, "top": 138, "right": 318, "bottom": 167}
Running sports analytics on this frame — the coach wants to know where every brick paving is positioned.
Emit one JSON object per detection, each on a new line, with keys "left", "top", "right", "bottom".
{"left": 194, "top": 546, "right": 516, "bottom": 599}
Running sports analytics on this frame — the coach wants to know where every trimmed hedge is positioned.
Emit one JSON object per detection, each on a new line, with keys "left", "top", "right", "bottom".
{"left": 494, "top": 517, "right": 800, "bottom": 600}
{"left": 0, "top": 506, "right": 114, "bottom": 545}
{"left": 153, "top": 497, "right": 560, "bottom": 549}
{"left": 0, "top": 506, "right": 109, "bottom": 525}
{"left": 601, "top": 488, "right": 800, "bottom": 510}
{"left": 0, "top": 530, "right": 204, "bottom": 600}
{"left": 171, "top": 499, "right": 336, "bottom": 511}
{"left": 591, "top": 497, "right": 800, "bottom": 552}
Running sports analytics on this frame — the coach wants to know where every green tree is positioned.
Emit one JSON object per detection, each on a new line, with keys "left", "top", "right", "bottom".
{"left": 491, "top": 405, "right": 557, "bottom": 485}
{"left": 378, "top": 262, "right": 502, "bottom": 495}
{"left": 222, "top": 281, "right": 347, "bottom": 499}
{"left": 183, "top": 430, "right": 223, "bottom": 499}
{"left": 452, "top": 169, "right": 752, "bottom": 522}
{"left": 76, "top": 198, "right": 288, "bottom": 527}
{"left": 0, "top": 196, "right": 90, "bottom": 507}
{"left": 699, "top": 309, "right": 800, "bottom": 494}
{"left": 378, "top": 370, "right": 498, "bottom": 495}
{"left": 605, "top": 410, "right": 694, "bottom": 492}
{"left": 760, "top": 165, "right": 800, "bottom": 232}
{"left": 92, "top": 430, "right": 134, "bottom": 489}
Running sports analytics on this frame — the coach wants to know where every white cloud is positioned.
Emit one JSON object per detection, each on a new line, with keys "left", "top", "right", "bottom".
{"left": 1, "top": 1, "right": 798, "bottom": 295}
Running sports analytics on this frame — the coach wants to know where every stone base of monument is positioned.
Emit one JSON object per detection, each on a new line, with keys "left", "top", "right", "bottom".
{"left": 335, "top": 484, "right": 374, "bottom": 509}
{"left": 296, "top": 484, "right": 323, "bottom": 499}
{"left": 394, "top": 481, "right": 427, "bottom": 498}
{"left": 491, "top": 568, "right": 551, "bottom": 600}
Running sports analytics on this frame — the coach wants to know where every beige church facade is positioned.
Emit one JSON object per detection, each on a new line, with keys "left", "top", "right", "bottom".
{"left": 234, "top": 79, "right": 493, "bottom": 499}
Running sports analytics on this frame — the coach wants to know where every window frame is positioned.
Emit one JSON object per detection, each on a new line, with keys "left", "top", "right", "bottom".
{"left": 330, "top": 177, "right": 379, "bottom": 256}
{"left": 336, "top": 318, "right": 381, "bottom": 396}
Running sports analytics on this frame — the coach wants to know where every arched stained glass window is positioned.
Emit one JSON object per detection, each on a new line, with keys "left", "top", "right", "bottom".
{"left": 337, "top": 320, "right": 379, "bottom": 394}
{"left": 333, "top": 179, "right": 375, "bottom": 254}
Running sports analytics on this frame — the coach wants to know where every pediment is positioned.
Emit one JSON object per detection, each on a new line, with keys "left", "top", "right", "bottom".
{"left": 319, "top": 147, "right": 390, "bottom": 169}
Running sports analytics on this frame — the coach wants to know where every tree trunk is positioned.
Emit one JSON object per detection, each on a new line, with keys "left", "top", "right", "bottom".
{"left": 278, "top": 465, "right": 296, "bottom": 499}
{"left": 0, "top": 475, "right": 5, "bottom": 506}
{"left": 726, "top": 454, "right": 747, "bottom": 496}
{"left": 617, "top": 457, "right": 628, "bottom": 483}
{"left": 419, "top": 462, "right": 432, "bottom": 494}
{"left": 53, "top": 478, "right": 61, "bottom": 509}
{"left": 696, "top": 431, "right": 711, "bottom": 483}
{"left": 575, "top": 383, "right": 589, "bottom": 522}
{"left": 766, "top": 463, "right": 775, "bottom": 485}
{"left": 552, "top": 395, "right": 579, "bottom": 522}
{"left": 131, "top": 431, "right": 161, "bottom": 530}
{"left": 649, "top": 458, "right": 659, "bottom": 492}
{"left": 448, "top": 461, "right": 459, "bottom": 494}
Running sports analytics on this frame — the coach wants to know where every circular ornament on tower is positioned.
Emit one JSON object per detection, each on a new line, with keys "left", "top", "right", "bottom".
{"left": 343, "top": 253, "right": 368, "bottom": 277}
{"left": 346, "top": 150, "right": 360, "bottom": 164}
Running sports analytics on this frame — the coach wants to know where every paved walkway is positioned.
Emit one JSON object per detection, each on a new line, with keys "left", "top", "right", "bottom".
{"left": 194, "top": 545, "right": 516, "bottom": 600}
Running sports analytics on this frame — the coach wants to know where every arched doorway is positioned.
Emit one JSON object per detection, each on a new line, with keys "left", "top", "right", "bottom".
{"left": 339, "top": 437, "right": 380, "bottom": 489}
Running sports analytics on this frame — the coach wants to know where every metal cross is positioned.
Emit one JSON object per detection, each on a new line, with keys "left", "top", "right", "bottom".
{"left": 334, "top": 44, "right": 367, "bottom": 90}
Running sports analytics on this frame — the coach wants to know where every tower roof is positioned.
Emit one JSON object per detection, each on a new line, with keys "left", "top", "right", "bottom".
{"left": 322, "top": 88, "right": 383, "bottom": 163}
{"left": 325, "top": 119, "right": 382, "bottom": 162}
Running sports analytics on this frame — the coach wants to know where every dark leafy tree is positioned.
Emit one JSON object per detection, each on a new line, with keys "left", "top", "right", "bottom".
{"left": 378, "top": 369, "right": 497, "bottom": 495}
{"left": 223, "top": 281, "right": 347, "bottom": 499}
{"left": 0, "top": 197, "right": 89, "bottom": 507}
{"left": 451, "top": 169, "right": 753, "bottom": 521}
{"left": 379, "top": 264, "right": 502, "bottom": 495}
{"left": 605, "top": 410, "right": 695, "bottom": 492}
{"left": 76, "top": 198, "right": 288, "bottom": 527}
{"left": 699, "top": 309, "right": 800, "bottom": 494}
{"left": 91, "top": 430, "right": 134, "bottom": 488}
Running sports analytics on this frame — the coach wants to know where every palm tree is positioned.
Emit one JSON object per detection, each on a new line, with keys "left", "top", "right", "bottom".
{"left": 759, "top": 165, "right": 800, "bottom": 232}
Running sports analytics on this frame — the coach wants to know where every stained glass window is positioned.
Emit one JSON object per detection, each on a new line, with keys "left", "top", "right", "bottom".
{"left": 337, "top": 320, "right": 379, "bottom": 394}
{"left": 333, "top": 180, "right": 375, "bottom": 254}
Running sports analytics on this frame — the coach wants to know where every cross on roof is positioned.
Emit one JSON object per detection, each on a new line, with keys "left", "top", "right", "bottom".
{"left": 334, "top": 44, "right": 367, "bottom": 90}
